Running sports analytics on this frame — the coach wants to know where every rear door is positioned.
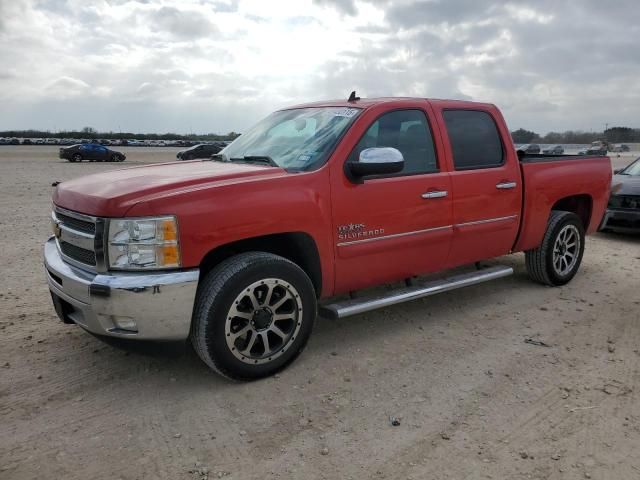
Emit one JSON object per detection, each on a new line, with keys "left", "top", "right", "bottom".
{"left": 330, "top": 104, "right": 453, "bottom": 294}
{"left": 95, "top": 145, "right": 108, "bottom": 161}
{"left": 433, "top": 106, "right": 522, "bottom": 267}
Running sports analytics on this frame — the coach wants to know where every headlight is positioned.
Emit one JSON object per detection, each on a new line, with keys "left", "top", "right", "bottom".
{"left": 107, "top": 216, "right": 180, "bottom": 270}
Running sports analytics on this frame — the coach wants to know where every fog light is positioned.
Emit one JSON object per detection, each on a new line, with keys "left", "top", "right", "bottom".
{"left": 112, "top": 316, "right": 138, "bottom": 332}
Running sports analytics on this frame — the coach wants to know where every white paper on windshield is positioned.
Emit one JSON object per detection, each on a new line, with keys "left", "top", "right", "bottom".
{"left": 333, "top": 107, "right": 359, "bottom": 118}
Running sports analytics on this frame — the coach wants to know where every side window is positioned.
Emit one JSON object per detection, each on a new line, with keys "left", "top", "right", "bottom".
{"left": 443, "top": 110, "right": 504, "bottom": 170}
{"left": 349, "top": 110, "right": 438, "bottom": 175}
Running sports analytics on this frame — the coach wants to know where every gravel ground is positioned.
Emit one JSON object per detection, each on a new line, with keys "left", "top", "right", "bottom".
{"left": 1, "top": 146, "right": 639, "bottom": 480}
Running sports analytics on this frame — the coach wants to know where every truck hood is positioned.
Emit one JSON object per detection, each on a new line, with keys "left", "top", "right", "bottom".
{"left": 53, "top": 160, "right": 287, "bottom": 217}
{"left": 612, "top": 174, "right": 640, "bottom": 196}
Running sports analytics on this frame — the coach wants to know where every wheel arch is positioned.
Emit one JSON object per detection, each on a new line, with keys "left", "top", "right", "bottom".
{"left": 551, "top": 194, "right": 593, "bottom": 229}
{"left": 198, "top": 232, "right": 323, "bottom": 297}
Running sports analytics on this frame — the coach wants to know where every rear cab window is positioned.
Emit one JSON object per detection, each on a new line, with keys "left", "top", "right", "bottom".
{"left": 443, "top": 110, "right": 504, "bottom": 170}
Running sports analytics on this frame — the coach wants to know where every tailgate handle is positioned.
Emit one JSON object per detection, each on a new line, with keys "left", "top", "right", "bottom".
{"left": 421, "top": 190, "right": 448, "bottom": 199}
{"left": 496, "top": 181, "right": 517, "bottom": 189}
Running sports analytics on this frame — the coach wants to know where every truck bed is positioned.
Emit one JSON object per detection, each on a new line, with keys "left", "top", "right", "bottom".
{"left": 513, "top": 153, "right": 612, "bottom": 252}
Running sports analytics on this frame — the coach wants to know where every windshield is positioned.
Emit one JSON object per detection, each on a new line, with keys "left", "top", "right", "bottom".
{"left": 219, "top": 106, "right": 361, "bottom": 170}
{"left": 620, "top": 157, "right": 640, "bottom": 175}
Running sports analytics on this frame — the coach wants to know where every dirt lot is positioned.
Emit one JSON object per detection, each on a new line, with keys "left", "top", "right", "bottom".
{"left": 1, "top": 146, "right": 639, "bottom": 480}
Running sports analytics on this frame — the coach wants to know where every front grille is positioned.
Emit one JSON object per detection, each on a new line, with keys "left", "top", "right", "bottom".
{"left": 56, "top": 212, "right": 96, "bottom": 234}
{"left": 60, "top": 241, "right": 97, "bottom": 266}
{"left": 608, "top": 195, "right": 640, "bottom": 210}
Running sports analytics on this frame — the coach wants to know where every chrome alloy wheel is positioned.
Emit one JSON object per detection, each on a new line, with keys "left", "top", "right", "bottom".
{"left": 225, "top": 278, "right": 303, "bottom": 365}
{"left": 552, "top": 224, "right": 580, "bottom": 276}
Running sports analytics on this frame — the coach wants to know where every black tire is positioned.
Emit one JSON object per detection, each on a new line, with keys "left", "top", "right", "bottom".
{"left": 191, "top": 252, "right": 317, "bottom": 380}
{"left": 111, "top": 154, "right": 119, "bottom": 162}
{"left": 525, "top": 210, "right": 585, "bottom": 286}
{"left": 71, "top": 153, "right": 82, "bottom": 162}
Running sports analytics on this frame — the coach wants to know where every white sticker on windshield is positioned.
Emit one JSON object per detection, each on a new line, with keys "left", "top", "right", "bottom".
{"left": 333, "top": 107, "right": 359, "bottom": 118}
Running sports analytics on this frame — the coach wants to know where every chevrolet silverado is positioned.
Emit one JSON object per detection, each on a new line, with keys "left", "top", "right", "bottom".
{"left": 45, "top": 96, "right": 611, "bottom": 379}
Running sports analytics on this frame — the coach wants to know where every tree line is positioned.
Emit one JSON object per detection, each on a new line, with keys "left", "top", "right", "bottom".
{"left": 0, "top": 126, "right": 241, "bottom": 141}
{"left": 511, "top": 127, "right": 640, "bottom": 144}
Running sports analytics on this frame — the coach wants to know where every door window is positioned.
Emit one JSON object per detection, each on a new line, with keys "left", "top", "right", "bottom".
{"left": 349, "top": 110, "right": 438, "bottom": 175}
{"left": 443, "top": 110, "right": 504, "bottom": 170}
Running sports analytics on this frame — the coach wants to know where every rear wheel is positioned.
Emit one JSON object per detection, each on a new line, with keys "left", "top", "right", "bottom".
{"left": 190, "top": 252, "right": 316, "bottom": 380}
{"left": 525, "top": 211, "right": 585, "bottom": 286}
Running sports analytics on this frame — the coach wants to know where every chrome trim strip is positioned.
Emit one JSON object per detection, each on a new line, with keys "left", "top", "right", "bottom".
{"left": 59, "top": 224, "right": 95, "bottom": 250}
{"left": 54, "top": 206, "right": 97, "bottom": 223}
{"left": 320, "top": 265, "right": 514, "bottom": 319}
{"left": 337, "top": 225, "right": 452, "bottom": 247}
{"left": 454, "top": 215, "right": 518, "bottom": 228}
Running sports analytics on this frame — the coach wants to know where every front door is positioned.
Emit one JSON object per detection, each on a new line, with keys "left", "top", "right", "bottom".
{"left": 330, "top": 106, "right": 453, "bottom": 294}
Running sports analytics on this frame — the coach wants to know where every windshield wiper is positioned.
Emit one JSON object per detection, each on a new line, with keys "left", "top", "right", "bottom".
{"left": 210, "top": 152, "right": 229, "bottom": 162}
{"left": 229, "top": 155, "right": 279, "bottom": 167}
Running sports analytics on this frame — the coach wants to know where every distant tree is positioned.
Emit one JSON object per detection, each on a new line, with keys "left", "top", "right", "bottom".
{"left": 604, "top": 127, "right": 639, "bottom": 143}
{"left": 511, "top": 128, "right": 538, "bottom": 144}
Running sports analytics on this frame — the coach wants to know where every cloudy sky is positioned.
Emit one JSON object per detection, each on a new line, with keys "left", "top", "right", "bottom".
{"left": 1, "top": 0, "right": 638, "bottom": 134}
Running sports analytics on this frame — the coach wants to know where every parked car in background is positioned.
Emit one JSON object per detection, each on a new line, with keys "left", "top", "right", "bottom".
{"left": 22, "top": 139, "right": 33, "bottom": 145}
{"left": 600, "top": 156, "right": 640, "bottom": 233}
{"left": 176, "top": 142, "right": 226, "bottom": 160}
{"left": 542, "top": 145, "right": 564, "bottom": 154}
{"left": 59, "top": 143, "right": 126, "bottom": 162}
{"left": 611, "top": 144, "right": 630, "bottom": 152}
{"left": 519, "top": 144, "right": 540, "bottom": 154}
{"left": 591, "top": 140, "right": 610, "bottom": 151}
{"left": 579, "top": 147, "right": 608, "bottom": 155}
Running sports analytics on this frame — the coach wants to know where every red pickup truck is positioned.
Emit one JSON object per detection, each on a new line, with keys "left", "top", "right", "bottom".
{"left": 45, "top": 96, "right": 611, "bottom": 379}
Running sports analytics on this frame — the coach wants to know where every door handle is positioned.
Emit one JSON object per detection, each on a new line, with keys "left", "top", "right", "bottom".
{"left": 496, "top": 181, "right": 517, "bottom": 189}
{"left": 421, "top": 190, "right": 448, "bottom": 199}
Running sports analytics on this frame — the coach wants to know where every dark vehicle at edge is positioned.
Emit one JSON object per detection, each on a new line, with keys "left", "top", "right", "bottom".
{"left": 600, "top": 156, "right": 640, "bottom": 233}
{"left": 59, "top": 144, "right": 126, "bottom": 163}
{"left": 176, "top": 142, "right": 226, "bottom": 160}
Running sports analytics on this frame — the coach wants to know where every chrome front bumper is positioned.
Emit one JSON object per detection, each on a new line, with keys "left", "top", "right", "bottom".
{"left": 44, "top": 237, "right": 199, "bottom": 340}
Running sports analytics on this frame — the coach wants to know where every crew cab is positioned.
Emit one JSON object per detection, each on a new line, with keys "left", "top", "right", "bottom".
{"left": 44, "top": 96, "right": 611, "bottom": 379}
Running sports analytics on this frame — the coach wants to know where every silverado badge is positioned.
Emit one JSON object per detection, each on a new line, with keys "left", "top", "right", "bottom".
{"left": 337, "top": 223, "right": 385, "bottom": 241}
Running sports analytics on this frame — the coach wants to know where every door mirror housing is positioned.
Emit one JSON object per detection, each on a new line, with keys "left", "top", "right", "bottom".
{"left": 346, "top": 147, "right": 404, "bottom": 182}
{"left": 613, "top": 168, "right": 622, "bottom": 174}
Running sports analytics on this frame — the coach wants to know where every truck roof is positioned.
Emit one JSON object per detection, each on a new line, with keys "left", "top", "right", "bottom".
{"left": 284, "top": 97, "right": 497, "bottom": 111}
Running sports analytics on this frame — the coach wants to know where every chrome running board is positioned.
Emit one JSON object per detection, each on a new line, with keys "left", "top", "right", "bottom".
{"left": 320, "top": 265, "right": 513, "bottom": 319}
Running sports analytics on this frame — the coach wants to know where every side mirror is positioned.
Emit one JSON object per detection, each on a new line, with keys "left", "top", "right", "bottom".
{"left": 613, "top": 168, "right": 622, "bottom": 174}
{"left": 346, "top": 147, "right": 404, "bottom": 181}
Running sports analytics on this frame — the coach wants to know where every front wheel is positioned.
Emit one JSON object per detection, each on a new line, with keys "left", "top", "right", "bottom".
{"left": 190, "top": 252, "right": 317, "bottom": 380}
{"left": 71, "top": 153, "right": 82, "bottom": 162}
{"left": 525, "top": 210, "right": 585, "bottom": 286}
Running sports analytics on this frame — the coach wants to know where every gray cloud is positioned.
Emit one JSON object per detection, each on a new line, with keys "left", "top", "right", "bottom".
{"left": 312, "top": 0, "right": 357, "bottom": 16}
{"left": 148, "top": 6, "right": 219, "bottom": 39}
{"left": 1, "top": 0, "right": 639, "bottom": 134}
